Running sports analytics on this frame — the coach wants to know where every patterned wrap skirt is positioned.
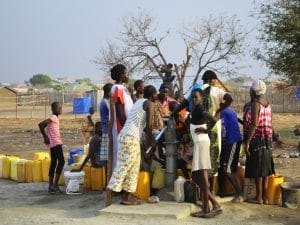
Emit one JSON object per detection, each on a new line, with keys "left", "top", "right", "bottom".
{"left": 107, "top": 133, "right": 141, "bottom": 193}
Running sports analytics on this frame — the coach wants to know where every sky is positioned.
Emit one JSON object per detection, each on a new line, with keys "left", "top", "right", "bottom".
{"left": 0, "top": 0, "right": 267, "bottom": 85}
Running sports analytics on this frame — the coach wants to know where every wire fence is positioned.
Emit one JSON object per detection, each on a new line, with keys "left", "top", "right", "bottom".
{"left": 0, "top": 87, "right": 299, "bottom": 119}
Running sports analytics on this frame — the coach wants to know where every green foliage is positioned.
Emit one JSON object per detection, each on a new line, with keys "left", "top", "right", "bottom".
{"left": 76, "top": 78, "right": 92, "bottom": 85}
{"left": 29, "top": 74, "right": 52, "bottom": 87}
{"left": 255, "top": 0, "right": 300, "bottom": 84}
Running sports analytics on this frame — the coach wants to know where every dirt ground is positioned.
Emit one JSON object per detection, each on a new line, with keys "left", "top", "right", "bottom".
{"left": 0, "top": 112, "right": 299, "bottom": 225}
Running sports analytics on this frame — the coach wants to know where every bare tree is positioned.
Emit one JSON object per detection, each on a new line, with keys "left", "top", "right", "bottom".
{"left": 95, "top": 12, "right": 247, "bottom": 98}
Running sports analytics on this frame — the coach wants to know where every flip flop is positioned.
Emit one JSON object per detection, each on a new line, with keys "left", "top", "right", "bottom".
{"left": 120, "top": 199, "right": 142, "bottom": 206}
{"left": 202, "top": 210, "right": 218, "bottom": 218}
{"left": 212, "top": 208, "right": 223, "bottom": 215}
{"left": 191, "top": 211, "right": 206, "bottom": 218}
{"left": 247, "top": 198, "right": 263, "bottom": 204}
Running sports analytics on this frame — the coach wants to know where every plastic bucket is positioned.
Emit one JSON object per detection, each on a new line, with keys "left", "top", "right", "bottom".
{"left": 64, "top": 171, "right": 85, "bottom": 194}
{"left": 73, "top": 154, "right": 86, "bottom": 164}
{"left": 267, "top": 174, "right": 284, "bottom": 205}
{"left": 280, "top": 182, "right": 300, "bottom": 209}
{"left": 68, "top": 150, "right": 84, "bottom": 165}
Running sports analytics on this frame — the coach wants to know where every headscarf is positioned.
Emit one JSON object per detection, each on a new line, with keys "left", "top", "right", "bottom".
{"left": 159, "top": 83, "right": 170, "bottom": 92}
{"left": 251, "top": 79, "right": 266, "bottom": 95}
{"left": 187, "top": 83, "right": 202, "bottom": 111}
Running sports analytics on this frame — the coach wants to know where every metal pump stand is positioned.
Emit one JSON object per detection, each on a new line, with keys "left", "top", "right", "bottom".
{"left": 163, "top": 118, "right": 179, "bottom": 188}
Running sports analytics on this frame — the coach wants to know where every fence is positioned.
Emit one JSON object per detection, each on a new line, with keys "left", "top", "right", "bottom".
{"left": 230, "top": 86, "right": 300, "bottom": 113}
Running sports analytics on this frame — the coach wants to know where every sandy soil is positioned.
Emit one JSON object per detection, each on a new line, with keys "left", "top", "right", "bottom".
{"left": 0, "top": 112, "right": 299, "bottom": 225}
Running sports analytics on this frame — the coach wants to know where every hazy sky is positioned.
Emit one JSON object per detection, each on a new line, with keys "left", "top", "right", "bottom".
{"left": 0, "top": 0, "right": 267, "bottom": 84}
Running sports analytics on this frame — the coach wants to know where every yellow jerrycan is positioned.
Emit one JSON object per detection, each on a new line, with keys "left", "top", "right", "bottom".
{"left": 33, "top": 152, "right": 50, "bottom": 161}
{"left": 133, "top": 171, "right": 150, "bottom": 200}
{"left": 91, "top": 167, "right": 105, "bottom": 191}
{"left": 41, "top": 158, "right": 50, "bottom": 182}
{"left": 17, "top": 159, "right": 27, "bottom": 183}
{"left": 26, "top": 160, "right": 33, "bottom": 182}
{"left": 268, "top": 174, "right": 284, "bottom": 205}
{"left": 32, "top": 160, "right": 43, "bottom": 182}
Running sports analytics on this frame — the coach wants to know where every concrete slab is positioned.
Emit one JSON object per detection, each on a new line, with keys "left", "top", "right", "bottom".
{"left": 100, "top": 201, "right": 199, "bottom": 219}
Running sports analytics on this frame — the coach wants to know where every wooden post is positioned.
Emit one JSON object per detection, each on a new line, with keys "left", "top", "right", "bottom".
{"left": 15, "top": 94, "right": 18, "bottom": 119}
{"left": 282, "top": 88, "right": 285, "bottom": 113}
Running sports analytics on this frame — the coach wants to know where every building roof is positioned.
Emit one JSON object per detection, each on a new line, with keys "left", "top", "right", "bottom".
{"left": 0, "top": 86, "right": 19, "bottom": 94}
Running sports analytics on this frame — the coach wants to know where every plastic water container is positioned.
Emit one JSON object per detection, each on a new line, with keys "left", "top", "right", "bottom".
{"left": 68, "top": 150, "right": 84, "bottom": 165}
{"left": 84, "top": 144, "right": 89, "bottom": 154}
{"left": 41, "top": 158, "right": 50, "bottom": 182}
{"left": 73, "top": 154, "right": 86, "bottom": 164}
{"left": 64, "top": 171, "right": 85, "bottom": 194}
{"left": 10, "top": 158, "right": 20, "bottom": 181}
{"left": 2, "top": 156, "right": 19, "bottom": 179}
{"left": 268, "top": 174, "right": 284, "bottom": 205}
{"left": 25, "top": 160, "right": 33, "bottom": 183}
{"left": 133, "top": 171, "right": 150, "bottom": 200}
{"left": 151, "top": 166, "right": 165, "bottom": 189}
{"left": 0, "top": 155, "right": 4, "bottom": 177}
{"left": 70, "top": 163, "right": 91, "bottom": 190}
{"left": 33, "top": 152, "right": 50, "bottom": 161}
{"left": 244, "top": 178, "right": 256, "bottom": 200}
{"left": 32, "top": 160, "right": 43, "bottom": 182}
{"left": 174, "top": 176, "right": 186, "bottom": 202}
{"left": 91, "top": 167, "right": 105, "bottom": 191}
{"left": 17, "top": 159, "right": 27, "bottom": 183}
{"left": 83, "top": 164, "right": 92, "bottom": 190}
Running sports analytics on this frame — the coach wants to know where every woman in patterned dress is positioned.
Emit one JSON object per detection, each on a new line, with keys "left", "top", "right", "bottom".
{"left": 107, "top": 85, "right": 157, "bottom": 205}
{"left": 244, "top": 80, "right": 275, "bottom": 204}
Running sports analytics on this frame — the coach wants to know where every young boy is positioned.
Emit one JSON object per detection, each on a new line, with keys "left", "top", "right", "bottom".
{"left": 99, "top": 83, "right": 113, "bottom": 164}
{"left": 39, "top": 102, "right": 65, "bottom": 193}
{"left": 72, "top": 122, "right": 106, "bottom": 171}
{"left": 219, "top": 105, "right": 244, "bottom": 202}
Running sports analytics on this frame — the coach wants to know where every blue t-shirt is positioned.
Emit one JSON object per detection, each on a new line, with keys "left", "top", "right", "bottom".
{"left": 99, "top": 98, "right": 109, "bottom": 134}
{"left": 221, "top": 107, "right": 242, "bottom": 144}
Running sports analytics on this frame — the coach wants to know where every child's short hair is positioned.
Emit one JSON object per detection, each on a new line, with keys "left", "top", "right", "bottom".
{"left": 89, "top": 107, "right": 95, "bottom": 114}
{"left": 51, "top": 102, "right": 61, "bottom": 112}
{"left": 134, "top": 80, "right": 144, "bottom": 91}
{"left": 103, "top": 83, "right": 113, "bottom": 98}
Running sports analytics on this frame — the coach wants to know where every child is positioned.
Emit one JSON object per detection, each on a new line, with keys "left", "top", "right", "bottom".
{"left": 133, "top": 80, "right": 144, "bottom": 102}
{"left": 219, "top": 105, "right": 244, "bottom": 202}
{"left": 99, "top": 83, "right": 113, "bottom": 164}
{"left": 72, "top": 122, "right": 106, "bottom": 171}
{"left": 177, "top": 142, "right": 190, "bottom": 179}
{"left": 38, "top": 102, "right": 65, "bottom": 193}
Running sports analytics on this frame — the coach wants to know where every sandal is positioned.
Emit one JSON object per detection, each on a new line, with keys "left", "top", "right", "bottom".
{"left": 191, "top": 210, "right": 218, "bottom": 218}
{"left": 247, "top": 198, "right": 263, "bottom": 204}
{"left": 120, "top": 197, "right": 142, "bottom": 205}
{"left": 212, "top": 207, "right": 223, "bottom": 215}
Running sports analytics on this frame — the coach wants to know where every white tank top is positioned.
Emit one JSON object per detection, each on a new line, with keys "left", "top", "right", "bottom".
{"left": 121, "top": 99, "right": 147, "bottom": 139}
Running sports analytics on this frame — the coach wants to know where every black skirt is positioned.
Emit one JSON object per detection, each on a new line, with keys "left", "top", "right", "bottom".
{"left": 245, "top": 137, "right": 275, "bottom": 178}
